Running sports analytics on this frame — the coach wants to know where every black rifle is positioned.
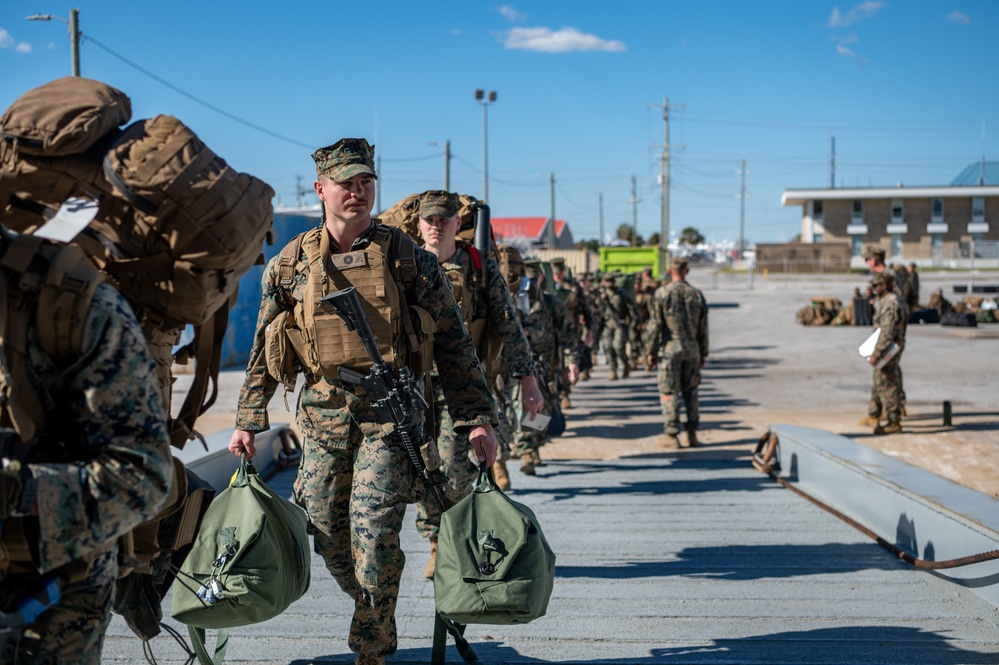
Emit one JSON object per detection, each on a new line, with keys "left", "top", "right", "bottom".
{"left": 322, "top": 286, "right": 476, "bottom": 664}
{"left": 321, "top": 287, "right": 449, "bottom": 513}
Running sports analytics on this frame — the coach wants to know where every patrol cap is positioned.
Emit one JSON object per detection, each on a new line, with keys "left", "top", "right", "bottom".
{"left": 550, "top": 257, "right": 566, "bottom": 269}
{"left": 312, "top": 138, "right": 377, "bottom": 181}
{"left": 418, "top": 190, "right": 460, "bottom": 219}
{"left": 863, "top": 245, "right": 886, "bottom": 260}
{"left": 524, "top": 258, "right": 541, "bottom": 278}
{"left": 670, "top": 256, "right": 689, "bottom": 270}
{"left": 600, "top": 272, "right": 616, "bottom": 284}
{"left": 870, "top": 272, "right": 895, "bottom": 288}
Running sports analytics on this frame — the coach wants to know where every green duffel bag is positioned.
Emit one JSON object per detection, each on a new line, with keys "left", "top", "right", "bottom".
{"left": 434, "top": 465, "right": 556, "bottom": 625}
{"left": 172, "top": 455, "right": 310, "bottom": 663}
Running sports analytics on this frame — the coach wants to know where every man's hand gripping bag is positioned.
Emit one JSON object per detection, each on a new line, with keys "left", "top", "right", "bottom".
{"left": 433, "top": 465, "right": 555, "bottom": 624}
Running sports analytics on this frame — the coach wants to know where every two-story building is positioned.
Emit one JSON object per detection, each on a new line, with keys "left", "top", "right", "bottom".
{"left": 781, "top": 161, "right": 999, "bottom": 266}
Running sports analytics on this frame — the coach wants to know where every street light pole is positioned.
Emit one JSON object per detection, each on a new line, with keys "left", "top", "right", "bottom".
{"left": 26, "top": 8, "right": 81, "bottom": 76}
{"left": 474, "top": 89, "right": 497, "bottom": 202}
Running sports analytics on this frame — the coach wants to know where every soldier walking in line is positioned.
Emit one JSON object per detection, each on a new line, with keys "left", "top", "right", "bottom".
{"left": 0, "top": 228, "right": 173, "bottom": 664}
{"left": 512, "top": 260, "right": 579, "bottom": 476}
{"left": 227, "top": 140, "right": 498, "bottom": 665}
{"left": 645, "top": 257, "right": 709, "bottom": 448}
{"left": 907, "top": 262, "right": 920, "bottom": 310}
{"left": 599, "top": 273, "right": 633, "bottom": 380}
{"left": 410, "top": 190, "right": 542, "bottom": 579}
{"left": 861, "top": 272, "right": 907, "bottom": 435}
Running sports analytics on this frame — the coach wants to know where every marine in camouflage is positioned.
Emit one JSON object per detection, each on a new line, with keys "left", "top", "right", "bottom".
{"left": 599, "top": 278, "right": 633, "bottom": 374}
{"left": 868, "top": 281, "right": 908, "bottom": 426}
{"left": 415, "top": 249, "right": 533, "bottom": 539}
{"left": 645, "top": 271, "right": 709, "bottom": 436}
{"left": 1, "top": 281, "right": 172, "bottom": 664}
{"left": 234, "top": 220, "right": 496, "bottom": 660}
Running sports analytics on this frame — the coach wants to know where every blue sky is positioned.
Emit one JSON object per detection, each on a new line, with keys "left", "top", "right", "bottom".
{"left": 2, "top": 1, "right": 997, "bottom": 246}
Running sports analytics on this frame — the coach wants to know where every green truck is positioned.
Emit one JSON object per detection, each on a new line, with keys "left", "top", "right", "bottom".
{"left": 598, "top": 246, "right": 667, "bottom": 279}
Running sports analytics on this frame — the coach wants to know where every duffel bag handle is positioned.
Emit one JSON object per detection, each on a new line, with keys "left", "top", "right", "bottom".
{"left": 230, "top": 453, "right": 258, "bottom": 488}
{"left": 473, "top": 462, "right": 498, "bottom": 494}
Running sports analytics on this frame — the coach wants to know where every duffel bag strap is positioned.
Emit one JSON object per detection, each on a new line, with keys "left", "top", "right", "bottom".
{"left": 188, "top": 626, "right": 229, "bottom": 665}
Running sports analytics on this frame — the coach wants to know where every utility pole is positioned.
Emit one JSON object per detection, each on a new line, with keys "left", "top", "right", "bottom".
{"left": 443, "top": 139, "right": 451, "bottom": 191}
{"left": 738, "top": 159, "right": 748, "bottom": 255}
{"left": 661, "top": 96, "right": 670, "bottom": 256}
{"left": 295, "top": 175, "right": 306, "bottom": 208}
{"left": 25, "top": 8, "right": 81, "bottom": 76}
{"left": 598, "top": 192, "right": 604, "bottom": 246}
{"left": 474, "top": 90, "right": 497, "bottom": 202}
{"left": 830, "top": 135, "right": 836, "bottom": 189}
{"left": 630, "top": 174, "right": 639, "bottom": 247}
{"left": 549, "top": 172, "right": 556, "bottom": 249}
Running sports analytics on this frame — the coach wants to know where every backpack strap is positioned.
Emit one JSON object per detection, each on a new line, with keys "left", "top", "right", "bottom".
{"left": 385, "top": 226, "right": 421, "bottom": 356}
{"left": 36, "top": 244, "right": 104, "bottom": 364}
{"left": 169, "top": 300, "right": 230, "bottom": 450}
{"left": 276, "top": 231, "right": 308, "bottom": 288}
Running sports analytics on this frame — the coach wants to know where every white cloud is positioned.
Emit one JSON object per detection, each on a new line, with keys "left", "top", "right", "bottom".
{"left": 498, "top": 5, "right": 526, "bottom": 23}
{"left": 502, "top": 26, "right": 626, "bottom": 53}
{"left": 946, "top": 10, "right": 971, "bottom": 25}
{"left": 16, "top": 42, "right": 31, "bottom": 53}
{"left": 0, "top": 28, "right": 14, "bottom": 49}
{"left": 835, "top": 43, "right": 868, "bottom": 65}
{"left": 828, "top": 1, "right": 886, "bottom": 28}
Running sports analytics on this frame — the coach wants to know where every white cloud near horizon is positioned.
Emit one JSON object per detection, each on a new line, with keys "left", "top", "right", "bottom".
{"left": 829, "top": 1, "right": 886, "bottom": 28}
{"left": 946, "top": 10, "right": 971, "bottom": 25}
{"left": 498, "top": 5, "right": 526, "bottom": 23}
{"left": 0, "top": 27, "right": 31, "bottom": 53}
{"left": 502, "top": 26, "right": 626, "bottom": 53}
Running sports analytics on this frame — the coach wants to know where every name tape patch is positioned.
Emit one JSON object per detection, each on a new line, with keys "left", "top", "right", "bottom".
{"left": 331, "top": 251, "right": 368, "bottom": 270}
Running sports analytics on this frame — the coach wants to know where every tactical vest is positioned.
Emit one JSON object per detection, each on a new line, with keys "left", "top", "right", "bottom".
{"left": 0, "top": 233, "right": 105, "bottom": 582}
{"left": 442, "top": 244, "right": 505, "bottom": 384}
{"left": 272, "top": 224, "right": 434, "bottom": 381}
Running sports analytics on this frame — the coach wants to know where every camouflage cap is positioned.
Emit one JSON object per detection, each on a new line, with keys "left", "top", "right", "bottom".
{"left": 600, "top": 272, "right": 616, "bottom": 284}
{"left": 863, "top": 245, "right": 885, "bottom": 260}
{"left": 524, "top": 258, "right": 542, "bottom": 278}
{"left": 550, "top": 257, "right": 566, "bottom": 269}
{"left": 418, "top": 190, "right": 460, "bottom": 219}
{"left": 312, "top": 138, "right": 377, "bottom": 181}
{"left": 870, "top": 272, "right": 895, "bottom": 288}
{"left": 670, "top": 256, "right": 689, "bottom": 270}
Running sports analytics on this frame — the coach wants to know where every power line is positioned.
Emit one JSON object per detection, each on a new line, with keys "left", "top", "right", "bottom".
{"left": 83, "top": 34, "right": 315, "bottom": 149}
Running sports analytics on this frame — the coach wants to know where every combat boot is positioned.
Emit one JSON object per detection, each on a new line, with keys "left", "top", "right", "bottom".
{"left": 561, "top": 395, "right": 572, "bottom": 410}
{"left": 622, "top": 361, "right": 631, "bottom": 379}
{"left": 532, "top": 449, "right": 544, "bottom": 467}
{"left": 608, "top": 369, "right": 618, "bottom": 381}
{"left": 492, "top": 459, "right": 512, "bottom": 491}
{"left": 660, "top": 433, "right": 681, "bottom": 448}
{"left": 520, "top": 454, "right": 536, "bottom": 476}
{"left": 858, "top": 415, "right": 880, "bottom": 427}
{"left": 686, "top": 430, "right": 700, "bottom": 447}
{"left": 874, "top": 422, "right": 903, "bottom": 435}
{"left": 579, "top": 369, "right": 590, "bottom": 381}
{"left": 424, "top": 538, "right": 437, "bottom": 579}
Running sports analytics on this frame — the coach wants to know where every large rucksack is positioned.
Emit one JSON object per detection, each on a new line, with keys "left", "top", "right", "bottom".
{"left": 0, "top": 77, "right": 275, "bottom": 447}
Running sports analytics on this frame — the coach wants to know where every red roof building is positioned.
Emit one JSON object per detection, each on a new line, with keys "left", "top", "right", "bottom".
{"left": 491, "top": 217, "right": 574, "bottom": 249}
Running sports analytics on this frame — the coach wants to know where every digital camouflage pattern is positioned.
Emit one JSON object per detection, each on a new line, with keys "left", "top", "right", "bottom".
{"left": 646, "top": 279, "right": 709, "bottom": 435}
{"left": 311, "top": 138, "right": 377, "bottom": 182}
{"left": 511, "top": 293, "right": 577, "bottom": 456}
{"left": 415, "top": 249, "right": 533, "bottom": 539}
{"left": 417, "top": 190, "right": 460, "bottom": 219}
{"left": 234, "top": 221, "right": 496, "bottom": 659}
{"left": 869, "top": 290, "right": 907, "bottom": 425}
{"left": 1, "top": 281, "right": 172, "bottom": 664}
{"left": 599, "top": 283, "right": 633, "bottom": 374}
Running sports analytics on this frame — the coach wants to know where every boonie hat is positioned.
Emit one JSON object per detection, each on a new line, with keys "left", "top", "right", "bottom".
{"left": 312, "top": 138, "right": 377, "bottom": 181}
{"left": 418, "top": 190, "right": 460, "bottom": 219}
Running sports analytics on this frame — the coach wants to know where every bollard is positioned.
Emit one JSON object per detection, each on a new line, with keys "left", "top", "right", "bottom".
{"left": 943, "top": 400, "right": 952, "bottom": 427}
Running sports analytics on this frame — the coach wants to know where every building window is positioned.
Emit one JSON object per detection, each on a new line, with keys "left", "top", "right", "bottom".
{"left": 851, "top": 199, "right": 863, "bottom": 223}
{"left": 891, "top": 199, "right": 904, "bottom": 224}
{"left": 851, "top": 235, "right": 863, "bottom": 257}
{"left": 891, "top": 234, "right": 902, "bottom": 258}
{"left": 972, "top": 197, "right": 985, "bottom": 222}
{"left": 931, "top": 197, "right": 944, "bottom": 222}
{"left": 814, "top": 232, "right": 824, "bottom": 243}
{"left": 812, "top": 200, "right": 823, "bottom": 220}
{"left": 931, "top": 233, "right": 943, "bottom": 260}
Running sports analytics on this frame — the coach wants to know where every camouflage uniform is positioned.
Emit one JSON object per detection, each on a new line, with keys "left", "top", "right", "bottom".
{"left": 512, "top": 293, "right": 578, "bottom": 457}
{"left": 414, "top": 247, "right": 532, "bottom": 540}
{"left": 599, "top": 278, "right": 633, "bottom": 376}
{"left": 235, "top": 220, "right": 495, "bottom": 660}
{"left": 645, "top": 273, "right": 709, "bottom": 437}
{"left": 1, "top": 248, "right": 172, "bottom": 665}
{"left": 869, "top": 285, "right": 908, "bottom": 427}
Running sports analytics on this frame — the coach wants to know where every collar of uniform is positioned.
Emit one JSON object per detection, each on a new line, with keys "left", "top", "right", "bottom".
{"left": 321, "top": 220, "right": 379, "bottom": 255}
{"left": 440, "top": 244, "right": 470, "bottom": 271}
